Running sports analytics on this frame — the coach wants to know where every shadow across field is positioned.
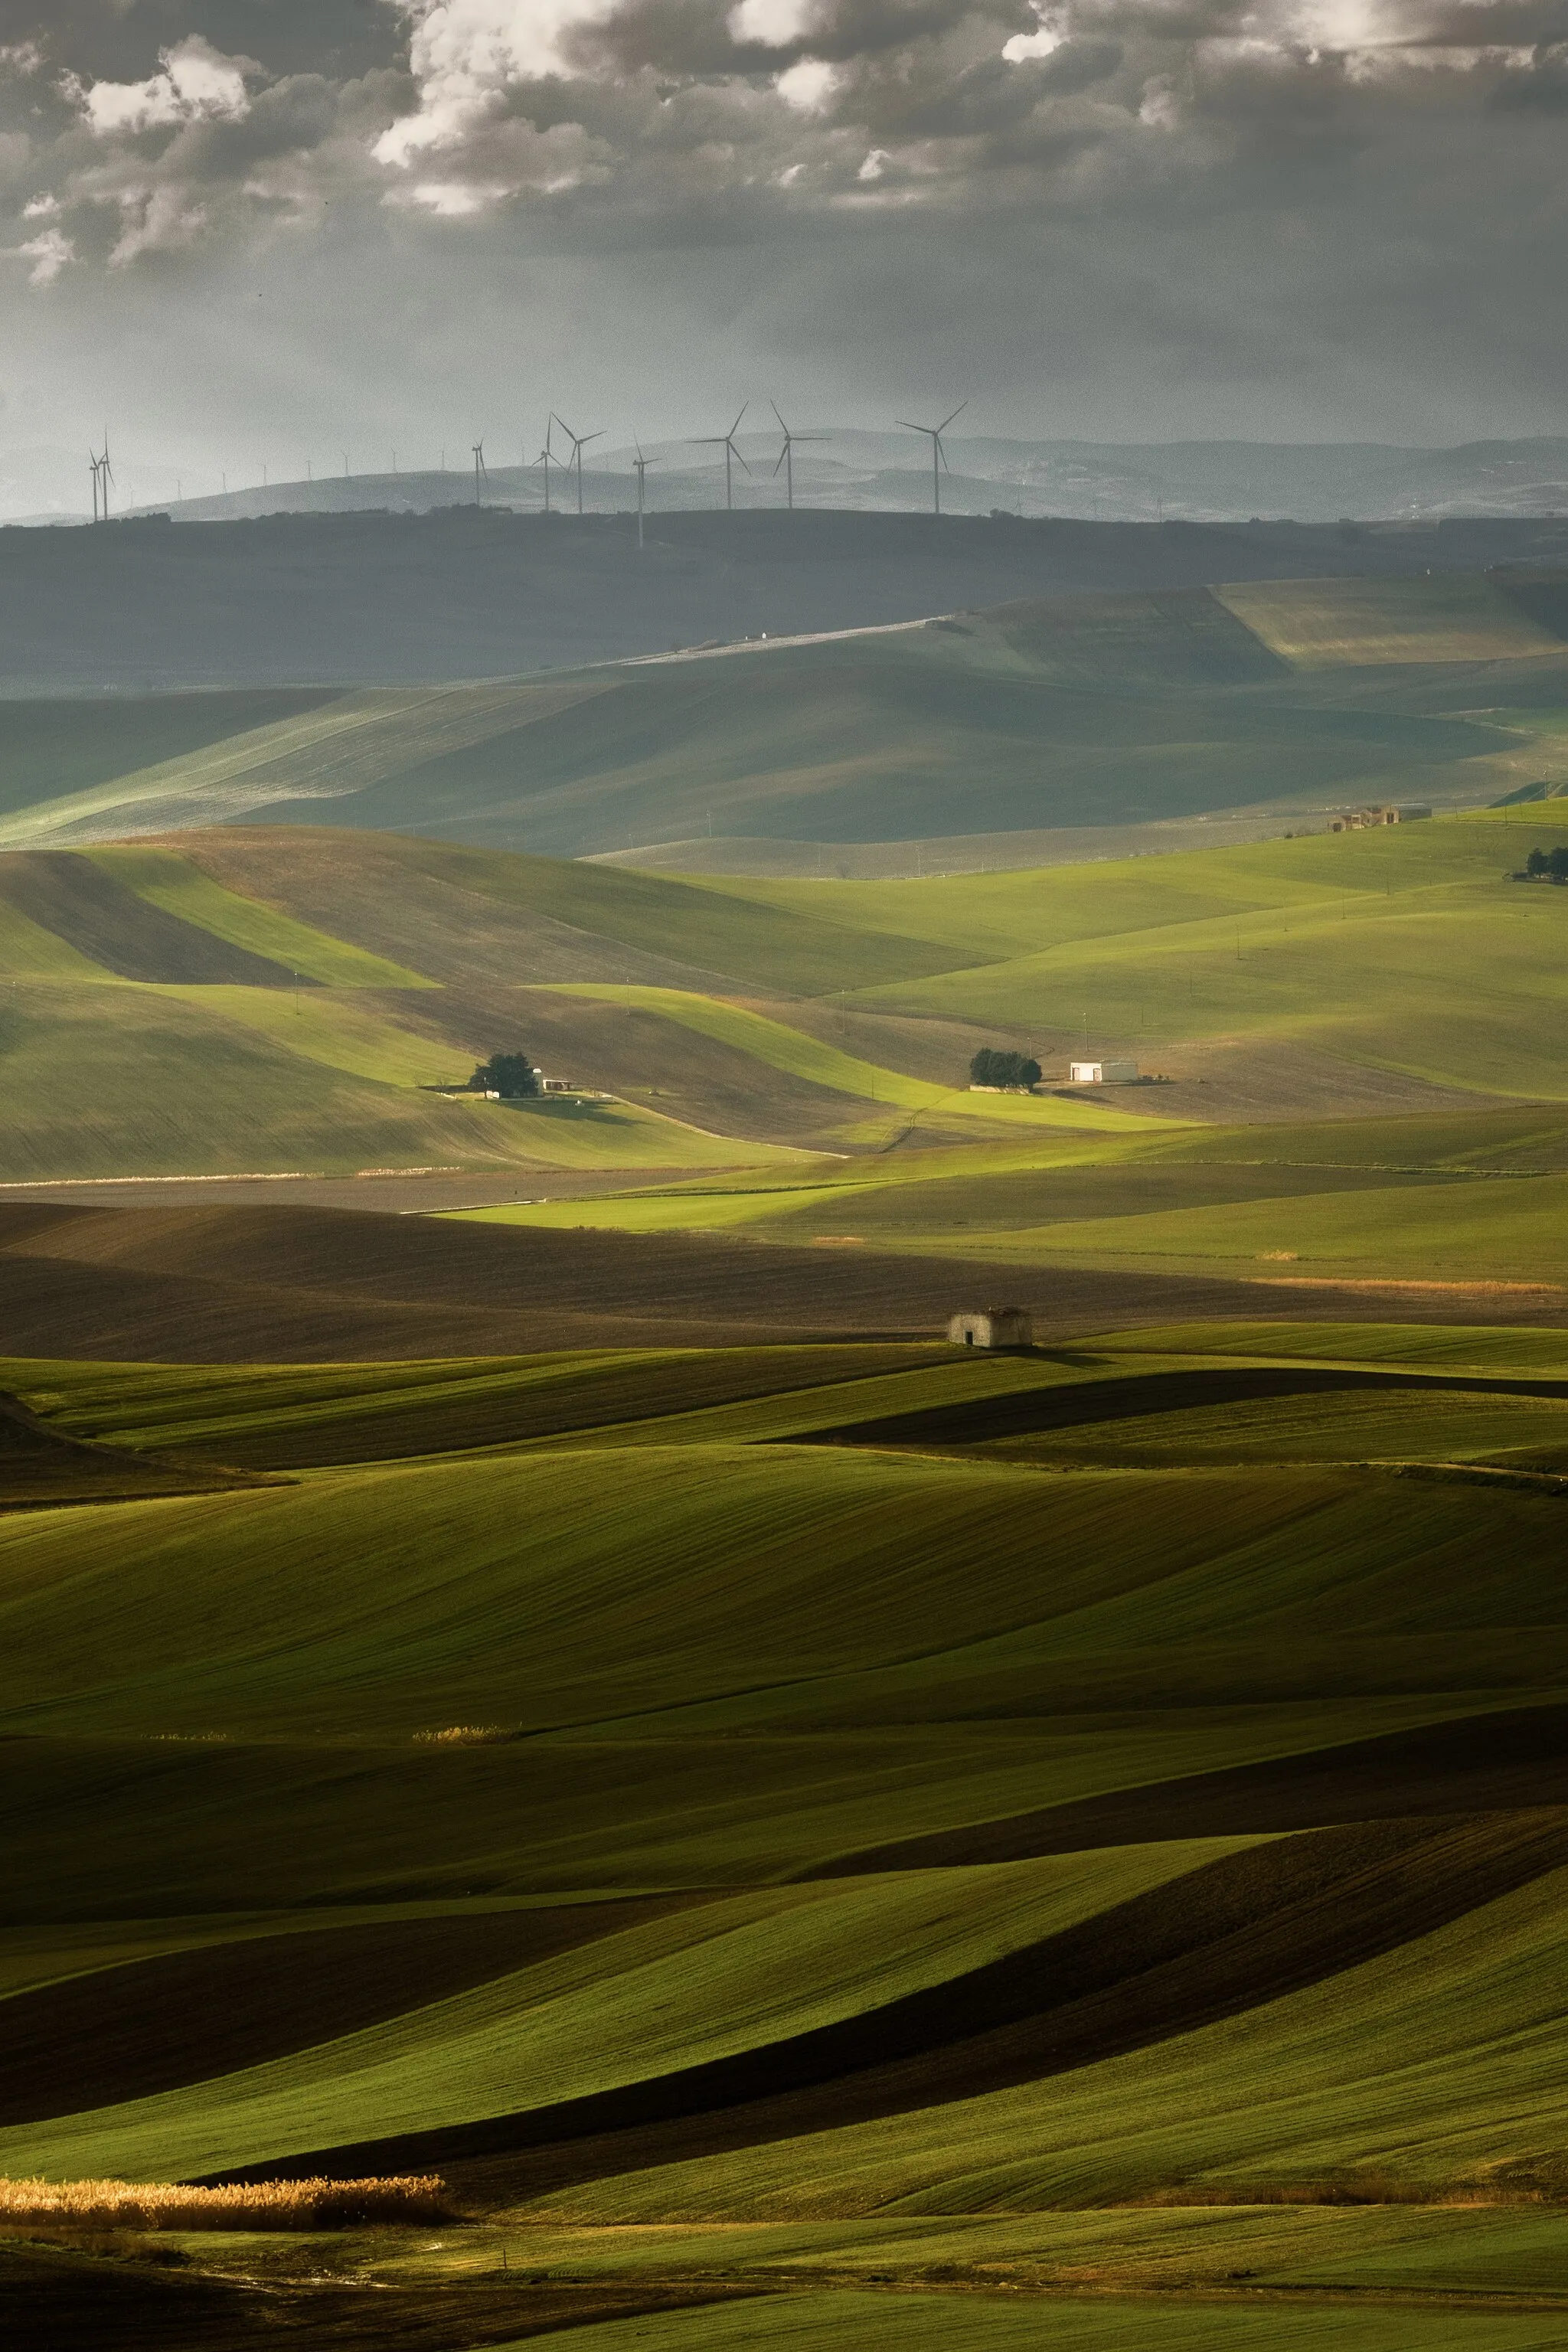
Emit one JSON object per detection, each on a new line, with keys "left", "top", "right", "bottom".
{"left": 822, "top": 1703, "right": 1568, "bottom": 1871}
{"left": 202, "top": 1812, "right": 1568, "bottom": 2190}
{"left": 0, "top": 1898, "right": 704, "bottom": 2127}
{"left": 0, "top": 1387, "right": 263, "bottom": 1507}
{"left": 8, "top": 1205, "right": 1568, "bottom": 1363}
{"left": 779, "top": 1362, "right": 1568, "bottom": 1452}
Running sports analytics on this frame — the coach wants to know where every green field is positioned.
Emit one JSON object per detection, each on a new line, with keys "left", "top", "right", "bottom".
{"left": 3, "top": 802, "right": 1568, "bottom": 1195}
{"left": 5, "top": 1322, "right": 1568, "bottom": 2344}
{"left": 6, "top": 568, "right": 1568, "bottom": 2347}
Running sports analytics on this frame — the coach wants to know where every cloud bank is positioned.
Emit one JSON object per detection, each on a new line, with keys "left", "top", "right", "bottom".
{"left": 0, "top": 0, "right": 1563, "bottom": 453}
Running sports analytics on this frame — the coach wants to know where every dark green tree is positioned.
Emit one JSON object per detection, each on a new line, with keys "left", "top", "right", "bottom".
{"left": 969, "top": 1047, "right": 1041, "bottom": 1089}
{"left": 1527, "top": 848, "right": 1550, "bottom": 876}
{"left": 471, "top": 1051, "right": 539, "bottom": 1097}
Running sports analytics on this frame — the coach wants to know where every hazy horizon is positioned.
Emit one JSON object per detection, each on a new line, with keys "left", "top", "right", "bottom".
{"left": 2, "top": 2, "right": 1566, "bottom": 499}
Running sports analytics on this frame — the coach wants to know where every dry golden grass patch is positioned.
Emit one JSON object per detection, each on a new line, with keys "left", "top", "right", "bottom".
{"left": 0, "top": 2174, "right": 451, "bottom": 2230}
{"left": 412, "top": 1723, "right": 518, "bottom": 1744}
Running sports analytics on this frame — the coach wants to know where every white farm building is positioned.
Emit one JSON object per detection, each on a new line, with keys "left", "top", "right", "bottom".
{"left": 1069, "top": 1059, "right": 1138, "bottom": 1084}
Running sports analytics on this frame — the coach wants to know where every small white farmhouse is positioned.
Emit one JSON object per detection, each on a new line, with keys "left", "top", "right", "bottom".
{"left": 947, "top": 1308, "right": 1033, "bottom": 1349}
{"left": 1069, "top": 1059, "right": 1138, "bottom": 1084}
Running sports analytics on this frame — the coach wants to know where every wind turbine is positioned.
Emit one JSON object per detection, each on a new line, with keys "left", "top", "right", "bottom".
{"left": 87, "top": 450, "right": 100, "bottom": 524}
{"left": 550, "top": 413, "right": 604, "bottom": 517}
{"left": 536, "top": 422, "right": 559, "bottom": 514}
{"left": 96, "top": 438, "right": 113, "bottom": 522}
{"left": 897, "top": 401, "right": 966, "bottom": 516}
{"left": 472, "top": 439, "right": 487, "bottom": 508}
{"left": 770, "top": 401, "right": 826, "bottom": 512}
{"left": 690, "top": 404, "right": 751, "bottom": 511}
{"left": 631, "top": 440, "right": 658, "bottom": 549}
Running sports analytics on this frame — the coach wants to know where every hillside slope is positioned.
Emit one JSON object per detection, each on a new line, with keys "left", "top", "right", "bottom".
{"left": 2, "top": 570, "right": 1563, "bottom": 863}
{"left": 5, "top": 1324, "right": 1568, "bottom": 2352}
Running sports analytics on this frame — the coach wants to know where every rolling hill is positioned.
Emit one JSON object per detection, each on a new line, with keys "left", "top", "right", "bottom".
{"left": 2, "top": 568, "right": 1566, "bottom": 867}
{"left": 2, "top": 805, "right": 1568, "bottom": 1210}
{"left": 5, "top": 1321, "right": 1568, "bottom": 2348}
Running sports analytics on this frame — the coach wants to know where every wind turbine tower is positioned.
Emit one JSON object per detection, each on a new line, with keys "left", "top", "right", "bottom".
{"left": 770, "top": 402, "right": 826, "bottom": 511}
{"left": 536, "top": 421, "right": 558, "bottom": 514}
{"left": 87, "top": 450, "right": 100, "bottom": 524}
{"left": 631, "top": 441, "right": 658, "bottom": 549}
{"left": 690, "top": 405, "right": 751, "bottom": 511}
{"left": 96, "top": 439, "right": 113, "bottom": 522}
{"left": 550, "top": 414, "right": 605, "bottom": 517}
{"left": 897, "top": 402, "right": 967, "bottom": 515}
{"left": 472, "top": 439, "right": 488, "bottom": 508}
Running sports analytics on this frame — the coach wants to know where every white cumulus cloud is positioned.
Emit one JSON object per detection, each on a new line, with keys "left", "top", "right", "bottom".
{"left": 775, "top": 57, "right": 840, "bottom": 109}
{"left": 728, "top": 0, "right": 822, "bottom": 46}
{"left": 74, "top": 38, "right": 251, "bottom": 139}
{"left": 8, "top": 225, "right": 74, "bottom": 284}
{"left": 1002, "top": 4, "right": 1067, "bottom": 60}
{"left": 374, "top": 0, "right": 621, "bottom": 165}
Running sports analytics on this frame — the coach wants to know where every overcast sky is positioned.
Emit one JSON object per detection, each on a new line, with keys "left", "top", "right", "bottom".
{"left": 1, "top": 0, "right": 1565, "bottom": 488}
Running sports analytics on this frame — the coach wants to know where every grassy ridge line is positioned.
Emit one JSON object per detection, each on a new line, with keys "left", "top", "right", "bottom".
{"left": 544, "top": 1860, "right": 1568, "bottom": 2219}
{"left": 407, "top": 2202, "right": 1568, "bottom": 2298}
{"left": 687, "top": 809, "right": 1568, "bottom": 959}
{"left": 541, "top": 986, "right": 1171, "bottom": 1132}
{"left": 2, "top": 1440, "right": 1563, "bottom": 1749}
{"left": 0, "top": 982, "right": 815, "bottom": 1177}
{"left": 89, "top": 848, "right": 430, "bottom": 988}
{"left": 485, "top": 2288, "right": 1568, "bottom": 2347}
{"left": 149, "top": 985, "right": 471, "bottom": 1090}
{"left": 0, "top": 683, "right": 614, "bottom": 850}
{"left": 0, "top": 1344, "right": 941, "bottom": 1465}
{"left": 948, "top": 1171, "right": 1568, "bottom": 1286}
{"left": 0, "top": 1847, "right": 1243, "bottom": 2184}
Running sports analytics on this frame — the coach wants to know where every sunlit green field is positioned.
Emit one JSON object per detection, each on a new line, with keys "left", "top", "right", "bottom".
{"left": 4, "top": 1318, "right": 1568, "bottom": 2344}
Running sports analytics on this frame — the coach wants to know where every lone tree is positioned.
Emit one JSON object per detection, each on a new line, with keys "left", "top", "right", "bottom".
{"left": 970, "top": 1047, "right": 1041, "bottom": 1090}
{"left": 1526, "top": 847, "right": 1568, "bottom": 880}
{"left": 470, "top": 1051, "right": 539, "bottom": 1097}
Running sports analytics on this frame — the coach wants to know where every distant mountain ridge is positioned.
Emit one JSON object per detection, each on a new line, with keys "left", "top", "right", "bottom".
{"left": 32, "top": 432, "right": 1568, "bottom": 530}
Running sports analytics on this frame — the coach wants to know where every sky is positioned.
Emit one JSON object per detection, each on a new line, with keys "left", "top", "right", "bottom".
{"left": 0, "top": 0, "right": 1565, "bottom": 498}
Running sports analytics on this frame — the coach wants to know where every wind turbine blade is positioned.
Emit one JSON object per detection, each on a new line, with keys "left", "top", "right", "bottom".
{"left": 734, "top": 446, "right": 753, "bottom": 475}
{"left": 730, "top": 403, "right": 748, "bottom": 436}
{"left": 773, "top": 447, "right": 788, "bottom": 476}
{"left": 770, "top": 400, "right": 789, "bottom": 433}
{"left": 939, "top": 401, "right": 968, "bottom": 433}
{"left": 583, "top": 430, "right": 606, "bottom": 446}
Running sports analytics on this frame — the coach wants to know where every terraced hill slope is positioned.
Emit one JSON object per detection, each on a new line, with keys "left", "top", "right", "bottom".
{"left": 5, "top": 1323, "right": 1568, "bottom": 2349}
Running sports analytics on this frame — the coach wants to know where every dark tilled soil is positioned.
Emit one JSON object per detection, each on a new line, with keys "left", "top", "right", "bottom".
{"left": 5, "top": 1202, "right": 1568, "bottom": 1363}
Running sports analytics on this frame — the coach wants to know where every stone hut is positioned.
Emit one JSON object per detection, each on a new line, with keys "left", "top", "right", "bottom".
{"left": 947, "top": 1307, "right": 1033, "bottom": 1349}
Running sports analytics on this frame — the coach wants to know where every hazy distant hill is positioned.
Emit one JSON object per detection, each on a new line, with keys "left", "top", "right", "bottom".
{"left": 107, "top": 434, "right": 1568, "bottom": 528}
{"left": 5, "top": 569, "right": 1566, "bottom": 864}
{"left": 5, "top": 509, "right": 1568, "bottom": 697}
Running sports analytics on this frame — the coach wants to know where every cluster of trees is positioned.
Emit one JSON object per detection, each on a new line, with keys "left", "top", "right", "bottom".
{"left": 470, "top": 1051, "right": 539, "bottom": 1097}
{"left": 1524, "top": 847, "right": 1568, "bottom": 881}
{"left": 969, "top": 1047, "right": 1041, "bottom": 1090}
